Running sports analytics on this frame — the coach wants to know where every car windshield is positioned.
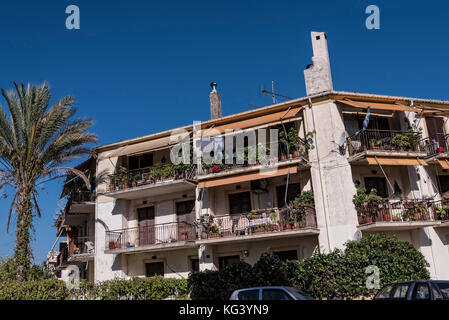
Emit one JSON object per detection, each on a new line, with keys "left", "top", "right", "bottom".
{"left": 286, "top": 287, "right": 314, "bottom": 300}
{"left": 435, "top": 282, "right": 449, "bottom": 299}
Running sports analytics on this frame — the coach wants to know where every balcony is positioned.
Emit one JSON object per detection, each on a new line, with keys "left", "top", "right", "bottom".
{"left": 67, "top": 236, "right": 95, "bottom": 262}
{"left": 68, "top": 191, "right": 96, "bottom": 213}
{"left": 104, "top": 207, "right": 319, "bottom": 253}
{"left": 198, "top": 142, "right": 309, "bottom": 181}
{"left": 196, "top": 207, "right": 318, "bottom": 245}
{"left": 105, "top": 222, "right": 197, "bottom": 254}
{"left": 347, "top": 129, "right": 425, "bottom": 157}
{"left": 104, "top": 164, "right": 197, "bottom": 199}
{"left": 356, "top": 199, "right": 440, "bottom": 231}
{"left": 421, "top": 134, "right": 449, "bottom": 158}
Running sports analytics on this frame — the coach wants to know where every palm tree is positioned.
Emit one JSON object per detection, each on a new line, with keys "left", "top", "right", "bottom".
{"left": 0, "top": 82, "right": 97, "bottom": 281}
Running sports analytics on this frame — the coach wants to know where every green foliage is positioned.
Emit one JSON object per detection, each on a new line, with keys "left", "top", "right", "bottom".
{"left": 188, "top": 234, "right": 430, "bottom": 300}
{"left": 292, "top": 190, "right": 314, "bottom": 206}
{"left": 84, "top": 277, "right": 188, "bottom": 300}
{"left": 0, "top": 279, "right": 70, "bottom": 300}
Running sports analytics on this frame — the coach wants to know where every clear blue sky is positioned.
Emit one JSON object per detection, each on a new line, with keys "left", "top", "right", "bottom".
{"left": 0, "top": 0, "right": 448, "bottom": 264}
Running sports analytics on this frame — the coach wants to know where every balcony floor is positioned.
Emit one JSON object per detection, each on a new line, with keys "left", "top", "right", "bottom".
{"left": 104, "top": 240, "right": 197, "bottom": 255}
{"left": 102, "top": 179, "right": 196, "bottom": 200}
{"left": 196, "top": 227, "right": 320, "bottom": 245}
{"left": 434, "top": 221, "right": 449, "bottom": 228}
{"left": 358, "top": 220, "right": 440, "bottom": 232}
{"left": 349, "top": 150, "right": 427, "bottom": 163}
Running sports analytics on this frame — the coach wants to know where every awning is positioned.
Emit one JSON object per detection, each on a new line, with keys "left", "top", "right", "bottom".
{"left": 200, "top": 107, "right": 302, "bottom": 136}
{"left": 337, "top": 99, "right": 417, "bottom": 112}
{"left": 437, "top": 159, "right": 449, "bottom": 169}
{"left": 198, "top": 166, "right": 298, "bottom": 189}
{"left": 366, "top": 157, "right": 428, "bottom": 166}
{"left": 100, "top": 132, "right": 190, "bottom": 159}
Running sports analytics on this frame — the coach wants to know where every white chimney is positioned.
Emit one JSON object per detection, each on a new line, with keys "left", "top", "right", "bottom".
{"left": 304, "top": 31, "right": 333, "bottom": 95}
{"left": 209, "top": 82, "right": 222, "bottom": 120}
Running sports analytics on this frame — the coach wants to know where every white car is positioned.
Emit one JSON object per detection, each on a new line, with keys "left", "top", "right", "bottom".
{"left": 229, "top": 286, "right": 315, "bottom": 300}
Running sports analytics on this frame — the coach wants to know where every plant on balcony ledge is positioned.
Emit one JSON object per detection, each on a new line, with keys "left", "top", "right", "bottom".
{"left": 117, "top": 166, "right": 129, "bottom": 190}
{"left": 402, "top": 201, "right": 428, "bottom": 221}
{"left": 208, "top": 223, "right": 221, "bottom": 238}
{"left": 392, "top": 134, "right": 411, "bottom": 152}
{"left": 435, "top": 206, "right": 449, "bottom": 220}
{"left": 353, "top": 187, "right": 384, "bottom": 224}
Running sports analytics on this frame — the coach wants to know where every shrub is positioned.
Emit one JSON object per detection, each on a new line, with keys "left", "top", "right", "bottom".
{"left": 0, "top": 279, "right": 70, "bottom": 300}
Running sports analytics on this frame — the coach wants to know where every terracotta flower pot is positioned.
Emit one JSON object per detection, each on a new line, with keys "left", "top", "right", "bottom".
{"left": 383, "top": 213, "right": 391, "bottom": 222}
{"left": 293, "top": 150, "right": 301, "bottom": 158}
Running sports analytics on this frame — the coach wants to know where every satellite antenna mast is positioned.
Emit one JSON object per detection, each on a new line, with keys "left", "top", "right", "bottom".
{"left": 260, "top": 82, "right": 293, "bottom": 102}
{"left": 271, "top": 80, "right": 276, "bottom": 104}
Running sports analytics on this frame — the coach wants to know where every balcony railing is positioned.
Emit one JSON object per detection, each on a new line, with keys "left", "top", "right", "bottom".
{"left": 356, "top": 199, "right": 436, "bottom": 225}
{"left": 105, "top": 207, "right": 317, "bottom": 250}
{"left": 198, "top": 207, "right": 316, "bottom": 239}
{"left": 69, "top": 236, "right": 95, "bottom": 256}
{"left": 107, "top": 164, "right": 197, "bottom": 192}
{"left": 71, "top": 191, "right": 96, "bottom": 202}
{"left": 347, "top": 129, "right": 423, "bottom": 156}
{"left": 199, "top": 142, "right": 307, "bottom": 176}
{"left": 106, "top": 222, "right": 196, "bottom": 250}
{"left": 431, "top": 200, "right": 449, "bottom": 221}
{"left": 421, "top": 134, "right": 449, "bottom": 157}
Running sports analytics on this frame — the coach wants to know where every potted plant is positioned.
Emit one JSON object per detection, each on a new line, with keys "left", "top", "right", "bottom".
{"left": 392, "top": 134, "right": 411, "bottom": 152}
{"left": 109, "top": 176, "right": 116, "bottom": 192}
{"left": 370, "top": 139, "right": 376, "bottom": 149}
{"left": 180, "top": 229, "right": 189, "bottom": 241}
{"left": 436, "top": 206, "right": 449, "bottom": 220}
{"left": 208, "top": 223, "right": 221, "bottom": 238}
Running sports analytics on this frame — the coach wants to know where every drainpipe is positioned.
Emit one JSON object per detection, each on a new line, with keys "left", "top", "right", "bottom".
{"left": 308, "top": 97, "right": 332, "bottom": 252}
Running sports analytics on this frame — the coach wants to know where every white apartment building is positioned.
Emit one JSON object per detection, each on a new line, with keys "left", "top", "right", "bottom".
{"left": 52, "top": 32, "right": 449, "bottom": 282}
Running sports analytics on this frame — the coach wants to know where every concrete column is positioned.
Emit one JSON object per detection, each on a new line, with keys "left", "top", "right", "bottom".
{"left": 303, "top": 101, "right": 358, "bottom": 252}
{"left": 198, "top": 244, "right": 216, "bottom": 271}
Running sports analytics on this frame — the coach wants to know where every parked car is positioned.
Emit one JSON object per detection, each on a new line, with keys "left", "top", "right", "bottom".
{"left": 229, "top": 286, "right": 315, "bottom": 300}
{"left": 374, "top": 280, "right": 449, "bottom": 300}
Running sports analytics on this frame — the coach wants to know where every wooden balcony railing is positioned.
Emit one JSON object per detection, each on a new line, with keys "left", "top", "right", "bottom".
{"left": 107, "top": 164, "right": 197, "bottom": 192}
{"left": 347, "top": 129, "right": 423, "bottom": 156}
{"left": 356, "top": 198, "right": 437, "bottom": 225}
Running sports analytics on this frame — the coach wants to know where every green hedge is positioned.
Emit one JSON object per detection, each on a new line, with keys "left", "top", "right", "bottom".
{"left": 189, "top": 234, "right": 430, "bottom": 300}
{"left": 0, "top": 277, "right": 188, "bottom": 300}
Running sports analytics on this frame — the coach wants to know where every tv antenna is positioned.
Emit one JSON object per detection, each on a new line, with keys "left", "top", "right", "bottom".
{"left": 260, "top": 81, "right": 293, "bottom": 103}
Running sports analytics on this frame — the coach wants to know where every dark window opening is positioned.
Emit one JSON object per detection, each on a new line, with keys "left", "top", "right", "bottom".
{"left": 438, "top": 176, "right": 449, "bottom": 194}
{"left": 145, "top": 262, "right": 164, "bottom": 277}
{"left": 129, "top": 153, "right": 153, "bottom": 170}
{"left": 358, "top": 116, "right": 390, "bottom": 131}
{"left": 276, "top": 183, "right": 300, "bottom": 208}
{"left": 218, "top": 255, "right": 240, "bottom": 270}
{"left": 190, "top": 258, "right": 199, "bottom": 273}
{"left": 364, "top": 177, "right": 388, "bottom": 198}
{"left": 229, "top": 192, "right": 252, "bottom": 214}
{"left": 273, "top": 250, "right": 298, "bottom": 261}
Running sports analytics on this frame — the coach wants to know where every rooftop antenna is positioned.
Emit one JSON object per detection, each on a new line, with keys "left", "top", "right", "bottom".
{"left": 260, "top": 81, "right": 293, "bottom": 103}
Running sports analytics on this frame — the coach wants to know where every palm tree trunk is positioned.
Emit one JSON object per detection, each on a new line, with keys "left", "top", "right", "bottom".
{"left": 14, "top": 187, "right": 33, "bottom": 282}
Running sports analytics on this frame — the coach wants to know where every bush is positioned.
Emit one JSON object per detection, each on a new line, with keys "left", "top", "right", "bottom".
{"left": 85, "top": 277, "right": 188, "bottom": 300}
{"left": 188, "top": 234, "right": 431, "bottom": 300}
{"left": 0, "top": 279, "right": 70, "bottom": 300}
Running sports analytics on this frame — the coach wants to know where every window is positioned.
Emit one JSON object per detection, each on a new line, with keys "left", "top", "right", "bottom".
{"left": 176, "top": 200, "right": 195, "bottom": 215}
{"left": 129, "top": 153, "right": 153, "bottom": 170}
{"left": 437, "top": 176, "right": 449, "bottom": 194}
{"left": 229, "top": 192, "right": 251, "bottom": 214}
{"left": 276, "top": 183, "right": 300, "bottom": 208}
{"left": 413, "top": 283, "right": 430, "bottom": 300}
{"left": 357, "top": 116, "right": 390, "bottom": 131}
{"left": 190, "top": 258, "right": 199, "bottom": 273}
{"left": 218, "top": 255, "right": 240, "bottom": 270}
{"left": 364, "top": 177, "right": 388, "bottom": 198}
{"left": 262, "top": 289, "right": 292, "bottom": 300}
{"left": 431, "top": 283, "right": 444, "bottom": 300}
{"left": 435, "top": 282, "right": 449, "bottom": 299}
{"left": 237, "top": 289, "right": 259, "bottom": 300}
{"left": 273, "top": 250, "right": 298, "bottom": 261}
{"left": 391, "top": 284, "right": 411, "bottom": 299}
{"left": 375, "top": 284, "right": 394, "bottom": 299}
{"left": 145, "top": 262, "right": 164, "bottom": 277}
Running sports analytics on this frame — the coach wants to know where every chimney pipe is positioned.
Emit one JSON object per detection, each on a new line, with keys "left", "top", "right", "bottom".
{"left": 303, "top": 31, "right": 333, "bottom": 95}
{"left": 209, "top": 82, "right": 222, "bottom": 120}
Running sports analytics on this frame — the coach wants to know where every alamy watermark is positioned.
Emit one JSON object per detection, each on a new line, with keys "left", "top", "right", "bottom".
{"left": 66, "top": 5, "right": 80, "bottom": 30}
{"left": 365, "top": 5, "right": 380, "bottom": 30}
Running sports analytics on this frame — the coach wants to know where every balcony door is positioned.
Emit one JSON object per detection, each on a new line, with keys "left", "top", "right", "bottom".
{"left": 364, "top": 177, "right": 388, "bottom": 198}
{"left": 138, "top": 206, "right": 155, "bottom": 246}
{"left": 176, "top": 200, "right": 195, "bottom": 240}
{"left": 426, "top": 117, "right": 446, "bottom": 149}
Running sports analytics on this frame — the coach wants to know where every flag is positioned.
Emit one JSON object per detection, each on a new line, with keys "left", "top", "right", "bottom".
{"left": 363, "top": 107, "right": 371, "bottom": 129}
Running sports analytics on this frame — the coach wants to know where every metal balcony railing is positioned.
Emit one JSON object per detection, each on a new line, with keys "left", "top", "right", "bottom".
{"left": 105, "top": 207, "right": 317, "bottom": 251}
{"left": 107, "top": 164, "right": 197, "bottom": 192}
{"left": 71, "top": 191, "right": 96, "bottom": 202}
{"left": 356, "top": 198, "right": 437, "bottom": 225}
{"left": 69, "top": 236, "right": 95, "bottom": 256}
{"left": 421, "top": 134, "right": 449, "bottom": 157}
{"left": 199, "top": 142, "right": 307, "bottom": 175}
{"left": 105, "top": 222, "right": 196, "bottom": 250}
{"left": 347, "top": 129, "right": 423, "bottom": 156}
